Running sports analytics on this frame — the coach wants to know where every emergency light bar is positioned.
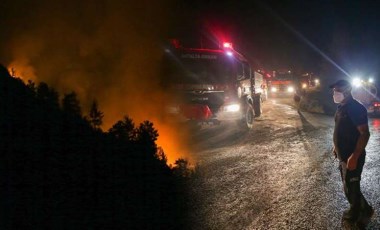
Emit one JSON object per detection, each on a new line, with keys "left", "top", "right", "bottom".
{"left": 223, "top": 42, "right": 233, "bottom": 49}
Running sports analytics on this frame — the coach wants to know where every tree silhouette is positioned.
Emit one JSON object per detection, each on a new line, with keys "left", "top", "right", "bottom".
{"left": 108, "top": 115, "right": 135, "bottom": 141}
{"left": 26, "top": 80, "right": 36, "bottom": 94}
{"left": 136, "top": 120, "right": 159, "bottom": 157}
{"left": 37, "top": 82, "right": 59, "bottom": 109}
{"left": 62, "top": 91, "right": 82, "bottom": 116}
{"left": 173, "top": 158, "right": 192, "bottom": 178}
{"left": 0, "top": 63, "right": 190, "bottom": 229}
{"left": 88, "top": 100, "right": 104, "bottom": 129}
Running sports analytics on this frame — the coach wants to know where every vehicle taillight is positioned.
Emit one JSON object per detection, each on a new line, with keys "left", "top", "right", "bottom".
{"left": 373, "top": 102, "right": 380, "bottom": 107}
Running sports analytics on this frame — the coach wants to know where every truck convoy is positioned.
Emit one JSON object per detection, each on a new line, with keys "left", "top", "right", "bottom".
{"left": 161, "top": 40, "right": 264, "bottom": 129}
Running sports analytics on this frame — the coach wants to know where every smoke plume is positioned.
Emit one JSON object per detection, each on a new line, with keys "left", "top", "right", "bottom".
{"left": 1, "top": 0, "right": 193, "bottom": 164}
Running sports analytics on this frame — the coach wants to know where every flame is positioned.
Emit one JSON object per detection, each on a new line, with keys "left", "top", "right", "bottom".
{"left": 101, "top": 90, "right": 194, "bottom": 166}
{"left": 153, "top": 120, "right": 194, "bottom": 166}
{"left": 8, "top": 58, "right": 37, "bottom": 82}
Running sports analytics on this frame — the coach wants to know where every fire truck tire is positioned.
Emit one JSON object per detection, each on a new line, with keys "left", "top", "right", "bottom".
{"left": 245, "top": 104, "right": 254, "bottom": 129}
{"left": 253, "top": 96, "right": 262, "bottom": 117}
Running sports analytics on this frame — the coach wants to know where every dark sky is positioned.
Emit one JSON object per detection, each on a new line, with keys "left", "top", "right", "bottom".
{"left": 170, "top": 0, "right": 380, "bottom": 80}
{"left": 2, "top": 0, "right": 380, "bottom": 80}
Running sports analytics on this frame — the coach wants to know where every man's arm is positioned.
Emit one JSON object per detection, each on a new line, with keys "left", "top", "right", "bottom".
{"left": 347, "top": 124, "right": 370, "bottom": 170}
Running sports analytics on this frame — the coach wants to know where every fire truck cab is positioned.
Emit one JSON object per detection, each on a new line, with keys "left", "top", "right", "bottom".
{"left": 161, "top": 40, "right": 262, "bottom": 129}
{"left": 268, "top": 70, "right": 296, "bottom": 97}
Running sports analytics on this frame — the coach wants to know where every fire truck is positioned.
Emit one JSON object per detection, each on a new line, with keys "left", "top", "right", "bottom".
{"left": 268, "top": 70, "right": 296, "bottom": 97}
{"left": 161, "top": 40, "right": 263, "bottom": 129}
{"left": 351, "top": 78, "right": 380, "bottom": 116}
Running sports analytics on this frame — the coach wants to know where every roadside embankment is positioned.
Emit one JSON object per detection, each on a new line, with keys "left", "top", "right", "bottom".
{"left": 295, "top": 88, "right": 336, "bottom": 115}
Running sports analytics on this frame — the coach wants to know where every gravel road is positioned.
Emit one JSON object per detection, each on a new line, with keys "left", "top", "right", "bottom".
{"left": 188, "top": 98, "right": 380, "bottom": 230}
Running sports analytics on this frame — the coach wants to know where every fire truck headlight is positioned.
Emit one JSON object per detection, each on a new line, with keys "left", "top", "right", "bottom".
{"left": 226, "top": 51, "right": 233, "bottom": 56}
{"left": 225, "top": 104, "right": 240, "bottom": 112}
{"left": 287, "top": 86, "right": 294, "bottom": 93}
{"left": 271, "top": 87, "right": 277, "bottom": 92}
{"left": 352, "top": 78, "right": 362, "bottom": 87}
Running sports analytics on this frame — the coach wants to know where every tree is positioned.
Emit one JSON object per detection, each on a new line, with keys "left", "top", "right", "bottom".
{"left": 62, "top": 91, "right": 82, "bottom": 116}
{"left": 36, "top": 82, "right": 59, "bottom": 109}
{"left": 173, "top": 158, "right": 192, "bottom": 178}
{"left": 26, "top": 80, "right": 36, "bottom": 93}
{"left": 88, "top": 100, "right": 104, "bottom": 129}
{"left": 156, "top": 147, "right": 168, "bottom": 165}
{"left": 135, "top": 120, "right": 159, "bottom": 156}
{"left": 108, "top": 115, "right": 135, "bottom": 141}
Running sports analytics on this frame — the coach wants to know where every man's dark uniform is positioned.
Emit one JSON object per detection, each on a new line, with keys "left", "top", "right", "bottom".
{"left": 334, "top": 97, "right": 371, "bottom": 219}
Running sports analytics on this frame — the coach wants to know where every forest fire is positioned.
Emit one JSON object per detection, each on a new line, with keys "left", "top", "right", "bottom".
{"left": 2, "top": 0, "right": 195, "bottom": 166}
{"left": 7, "top": 62, "right": 194, "bottom": 166}
{"left": 100, "top": 90, "right": 194, "bottom": 166}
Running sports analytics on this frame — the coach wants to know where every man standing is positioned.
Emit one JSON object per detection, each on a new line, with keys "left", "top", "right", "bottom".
{"left": 331, "top": 79, "right": 374, "bottom": 226}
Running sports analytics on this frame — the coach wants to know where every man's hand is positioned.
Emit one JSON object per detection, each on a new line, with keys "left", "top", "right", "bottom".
{"left": 332, "top": 146, "right": 337, "bottom": 158}
{"left": 347, "top": 154, "right": 358, "bottom": 170}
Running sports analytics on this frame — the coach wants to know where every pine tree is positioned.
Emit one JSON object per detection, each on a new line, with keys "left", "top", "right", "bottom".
{"left": 88, "top": 100, "right": 104, "bottom": 129}
{"left": 108, "top": 115, "right": 135, "bottom": 141}
{"left": 62, "top": 91, "right": 82, "bottom": 116}
{"left": 36, "top": 82, "right": 59, "bottom": 109}
{"left": 136, "top": 120, "right": 159, "bottom": 157}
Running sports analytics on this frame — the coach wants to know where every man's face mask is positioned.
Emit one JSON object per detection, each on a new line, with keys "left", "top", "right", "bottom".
{"left": 333, "top": 91, "right": 345, "bottom": 103}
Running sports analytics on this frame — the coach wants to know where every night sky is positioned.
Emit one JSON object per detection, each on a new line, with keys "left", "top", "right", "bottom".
{"left": 2, "top": 1, "right": 380, "bottom": 81}
{"left": 170, "top": 0, "right": 380, "bottom": 81}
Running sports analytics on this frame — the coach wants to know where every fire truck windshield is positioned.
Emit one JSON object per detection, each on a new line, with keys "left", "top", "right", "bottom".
{"left": 162, "top": 51, "right": 234, "bottom": 86}
{"left": 275, "top": 72, "right": 294, "bottom": 81}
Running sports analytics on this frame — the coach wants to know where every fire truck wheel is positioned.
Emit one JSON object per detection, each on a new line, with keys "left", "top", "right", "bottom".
{"left": 253, "top": 97, "right": 262, "bottom": 117}
{"left": 245, "top": 104, "right": 254, "bottom": 129}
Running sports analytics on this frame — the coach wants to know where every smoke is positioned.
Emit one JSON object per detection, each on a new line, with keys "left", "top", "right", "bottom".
{"left": 1, "top": 0, "right": 193, "bottom": 164}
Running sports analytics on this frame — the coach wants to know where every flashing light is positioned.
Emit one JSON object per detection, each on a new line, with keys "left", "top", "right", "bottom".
{"left": 169, "top": 39, "right": 181, "bottom": 48}
{"left": 225, "top": 104, "right": 240, "bottom": 112}
{"left": 226, "top": 51, "right": 233, "bottom": 56}
{"left": 374, "top": 102, "right": 380, "bottom": 107}
{"left": 302, "top": 83, "right": 308, "bottom": 89}
{"left": 314, "top": 79, "right": 320, "bottom": 85}
{"left": 287, "top": 86, "right": 294, "bottom": 93}
{"left": 271, "top": 87, "right": 278, "bottom": 92}
{"left": 352, "top": 78, "right": 362, "bottom": 87}
{"left": 369, "top": 78, "right": 374, "bottom": 83}
{"left": 223, "top": 42, "right": 233, "bottom": 49}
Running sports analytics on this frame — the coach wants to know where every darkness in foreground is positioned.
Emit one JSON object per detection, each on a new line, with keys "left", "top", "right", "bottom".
{"left": 0, "top": 65, "right": 191, "bottom": 229}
